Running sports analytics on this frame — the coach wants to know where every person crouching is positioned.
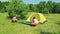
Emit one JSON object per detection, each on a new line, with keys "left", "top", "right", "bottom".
{"left": 12, "top": 16, "right": 18, "bottom": 23}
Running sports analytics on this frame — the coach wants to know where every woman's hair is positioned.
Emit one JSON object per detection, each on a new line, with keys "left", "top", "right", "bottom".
{"left": 33, "top": 17, "right": 35, "bottom": 19}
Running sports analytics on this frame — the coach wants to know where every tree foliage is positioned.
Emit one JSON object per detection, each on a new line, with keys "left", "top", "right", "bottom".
{"left": 0, "top": 1, "right": 9, "bottom": 12}
{"left": 0, "top": 0, "right": 60, "bottom": 19}
{"left": 6, "top": 0, "right": 29, "bottom": 19}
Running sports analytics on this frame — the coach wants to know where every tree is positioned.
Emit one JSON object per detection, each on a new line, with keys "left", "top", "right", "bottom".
{"left": 6, "top": 0, "right": 29, "bottom": 19}
{"left": 46, "top": 0, "right": 53, "bottom": 13}
{"left": 0, "top": 1, "right": 9, "bottom": 12}
{"left": 38, "top": 1, "right": 47, "bottom": 13}
{"left": 0, "top": 1, "right": 2, "bottom": 11}
{"left": 29, "top": 4, "right": 33, "bottom": 11}
{"left": 32, "top": 4, "right": 38, "bottom": 12}
{"left": 55, "top": 3, "right": 60, "bottom": 13}
{"left": 29, "top": 4, "right": 38, "bottom": 12}
{"left": 43, "top": 8, "right": 49, "bottom": 14}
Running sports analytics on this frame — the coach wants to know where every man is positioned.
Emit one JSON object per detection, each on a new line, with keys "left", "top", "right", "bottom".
{"left": 12, "top": 16, "right": 18, "bottom": 22}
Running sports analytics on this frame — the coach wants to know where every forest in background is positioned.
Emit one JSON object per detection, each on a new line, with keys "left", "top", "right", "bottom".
{"left": 0, "top": 0, "right": 60, "bottom": 19}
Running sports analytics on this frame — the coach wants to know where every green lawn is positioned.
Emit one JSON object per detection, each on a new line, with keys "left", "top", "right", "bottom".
{"left": 0, "top": 13, "right": 60, "bottom": 34}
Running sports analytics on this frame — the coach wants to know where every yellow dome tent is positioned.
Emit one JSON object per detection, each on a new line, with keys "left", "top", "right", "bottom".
{"left": 26, "top": 13, "right": 47, "bottom": 23}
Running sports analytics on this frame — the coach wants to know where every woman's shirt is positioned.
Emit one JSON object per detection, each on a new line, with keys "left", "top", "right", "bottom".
{"left": 33, "top": 19, "right": 39, "bottom": 24}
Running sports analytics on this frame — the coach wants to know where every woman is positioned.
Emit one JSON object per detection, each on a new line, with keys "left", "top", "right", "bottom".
{"left": 32, "top": 17, "right": 39, "bottom": 26}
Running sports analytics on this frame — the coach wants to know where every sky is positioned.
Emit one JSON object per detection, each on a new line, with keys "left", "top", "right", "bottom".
{"left": 0, "top": 0, "right": 60, "bottom": 4}
{"left": 23, "top": 0, "right": 60, "bottom": 4}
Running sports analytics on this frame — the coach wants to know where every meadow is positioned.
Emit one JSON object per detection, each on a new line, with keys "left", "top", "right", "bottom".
{"left": 0, "top": 13, "right": 60, "bottom": 34}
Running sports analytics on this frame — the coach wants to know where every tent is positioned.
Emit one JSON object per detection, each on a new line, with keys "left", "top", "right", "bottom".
{"left": 26, "top": 13, "right": 47, "bottom": 23}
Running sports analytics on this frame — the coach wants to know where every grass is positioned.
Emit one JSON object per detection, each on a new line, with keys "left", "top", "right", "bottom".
{"left": 0, "top": 13, "right": 60, "bottom": 34}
